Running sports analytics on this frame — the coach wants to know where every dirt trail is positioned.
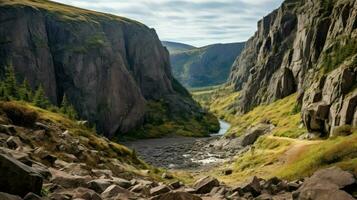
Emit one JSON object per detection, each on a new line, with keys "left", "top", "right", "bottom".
{"left": 267, "top": 135, "right": 322, "bottom": 164}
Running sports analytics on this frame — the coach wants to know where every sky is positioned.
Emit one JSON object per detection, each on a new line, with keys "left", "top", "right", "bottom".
{"left": 53, "top": 0, "right": 284, "bottom": 47}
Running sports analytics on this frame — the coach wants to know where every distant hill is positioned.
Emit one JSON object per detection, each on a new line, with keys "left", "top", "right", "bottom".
{"left": 162, "top": 41, "right": 196, "bottom": 54}
{"left": 165, "top": 42, "right": 245, "bottom": 88}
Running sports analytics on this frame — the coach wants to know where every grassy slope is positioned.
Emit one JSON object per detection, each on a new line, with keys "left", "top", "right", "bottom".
{"left": 192, "top": 86, "right": 357, "bottom": 185}
{"left": 0, "top": 101, "right": 174, "bottom": 182}
{"left": 0, "top": 0, "right": 142, "bottom": 24}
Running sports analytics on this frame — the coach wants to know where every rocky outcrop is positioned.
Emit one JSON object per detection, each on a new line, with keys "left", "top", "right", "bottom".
{"left": 0, "top": 0, "right": 205, "bottom": 137}
{"left": 228, "top": 0, "right": 357, "bottom": 137}
{"left": 0, "top": 153, "right": 43, "bottom": 197}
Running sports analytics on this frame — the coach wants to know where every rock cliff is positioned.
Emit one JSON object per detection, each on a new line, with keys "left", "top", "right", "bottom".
{"left": 0, "top": 0, "right": 209, "bottom": 137}
{"left": 228, "top": 0, "right": 357, "bottom": 136}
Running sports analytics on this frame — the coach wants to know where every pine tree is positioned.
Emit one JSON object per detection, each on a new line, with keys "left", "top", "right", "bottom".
{"left": 4, "top": 65, "right": 18, "bottom": 100}
{"left": 18, "top": 79, "right": 33, "bottom": 101}
{"left": 60, "top": 94, "right": 78, "bottom": 119}
{"left": 33, "top": 85, "right": 50, "bottom": 108}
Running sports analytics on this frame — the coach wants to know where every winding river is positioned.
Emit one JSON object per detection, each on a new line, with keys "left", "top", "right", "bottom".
{"left": 123, "top": 119, "right": 232, "bottom": 169}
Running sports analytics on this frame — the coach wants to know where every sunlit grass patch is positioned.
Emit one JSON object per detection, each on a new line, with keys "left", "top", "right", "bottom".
{"left": 276, "top": 132, "right": 357, "bottom": 180}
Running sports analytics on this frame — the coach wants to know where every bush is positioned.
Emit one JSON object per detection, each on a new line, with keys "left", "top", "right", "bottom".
{"left": 0, "top": 102, "right": 38, "bottom": 127}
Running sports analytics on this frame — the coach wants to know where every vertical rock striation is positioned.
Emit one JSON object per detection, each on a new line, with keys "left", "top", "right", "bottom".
{"left": 228, "top": 0, "right": 357, "bottom": 136}
{"left": 0, "top": 0, "right": 206, "bottom": 136}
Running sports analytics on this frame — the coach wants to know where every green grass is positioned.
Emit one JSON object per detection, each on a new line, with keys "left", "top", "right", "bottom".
{"left": 123, "top": 100, "right": 219, "bottom": 139}
{"left": 321, "top": 39, "right": 357, "bottom": 73}
{"left": 227, "top": 94, "right": 306, "bottom": 138}
{"left": 0, "top": 0, "right": 143, "bottom": 25}
{"left": 277, "top": 130, "right": 357, "bottom": 180}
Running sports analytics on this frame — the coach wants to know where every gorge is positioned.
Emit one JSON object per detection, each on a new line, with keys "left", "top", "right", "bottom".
{"left": 0, "top": 0, "right": 356, "bottom": 200}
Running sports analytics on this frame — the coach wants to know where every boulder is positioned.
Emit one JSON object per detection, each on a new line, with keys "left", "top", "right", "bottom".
{"left": 23, "top": 192, "right": 42, "bottom": 200}
{"left": 88, "top": 179, "right": 112, "bottom": 194}
{"left": 153, "top": 191, "right": 202, "bottom": 200}
{"left": 193, "top": 176, "right": 219, "bottom": 194}
{"left": 240, "top": 124, "right": 273, "bottom": 146}
{"left": 130, "top": 184, "right": 150, "bottom": 196}
{"left": 49, "top": 168, "right": 91, "bottom": 188}
{"left": 0, "top": 153, "right": 43, "bottom": 197}
{"left": 6, "top": 136, "right": 22, "bottom": 149}
{"left": 71, "top": 187, "right": 102, "bottom": 200}
{"left": 296, "top": 167, "right": 356, "bottom": 200}
{"left": 241, "top": 176, "right": 262, "bottom": 197}
{"left": 169, "top": 181, "right": 181, "bottom": 189}
{"left": 302, "top": 102, "right": 330, "bottom": 134}
{"left": 101, "top": 185, "right": 136, "bottom": 199}
{"left": 0, "top": 192, "right": 22, "bottom": 200}
{"left": 223, "top": 169, "right": 233, "bottom": 175}
{"left": 162, "top": 172, "right": 174, "bottom": 179}
{"left": 111, "top": 177, "right": 132, "bottom": 189}
{"left": 150, "top": 185, "right": 171, "bottom": 196}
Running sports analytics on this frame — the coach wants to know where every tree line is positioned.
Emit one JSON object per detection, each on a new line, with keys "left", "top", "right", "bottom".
{"left": 0, "top": 65, "right": 78, "bottom": 119}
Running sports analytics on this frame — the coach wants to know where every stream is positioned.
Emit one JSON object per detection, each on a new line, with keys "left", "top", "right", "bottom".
{"left": 123, "top": 120, "right": 233, "bottom": 170}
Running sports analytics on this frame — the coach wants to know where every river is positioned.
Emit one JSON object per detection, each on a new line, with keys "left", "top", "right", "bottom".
{"left": 123, "top": 119, "right": 232, "bottom": 169}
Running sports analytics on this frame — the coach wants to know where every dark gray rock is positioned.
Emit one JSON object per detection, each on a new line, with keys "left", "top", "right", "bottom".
{"left": 0, "top": 153, "right": 43, "bottom": 197}
{"left": 193, "top": 176, "right": 219, "bottom": 194}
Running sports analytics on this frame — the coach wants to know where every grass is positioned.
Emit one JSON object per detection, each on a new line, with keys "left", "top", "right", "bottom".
{"left": 321, "top": 39, "right": 357, "bottom": 73}
{"left": 226, "top": 94, "right": 305, "bottom": 138}
{"left": 0, "top": 0, "right": 143, "bottom": 25}
{"left": 277, "top": 130, "right": 357, "bottom": 180}
{"left": 123, "top": 100, "right": 219, "bottom": 139}
{"left": 208, "top": 135, "right": 294, "bottom": 185}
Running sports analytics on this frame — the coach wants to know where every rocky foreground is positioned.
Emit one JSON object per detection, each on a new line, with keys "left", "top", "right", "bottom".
{"left": 0, "top": 103, "right": 356, "bottom": 200}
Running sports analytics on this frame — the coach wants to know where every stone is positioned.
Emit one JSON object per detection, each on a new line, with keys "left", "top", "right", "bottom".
{"left": 49, "top": 168, "right": 91, "bottom": 189}
{"left": 72, "top": 187, "right": 102, "bottom": 200}
{"left": 0, "top": 153, "right": 43, "bottom": 197}
{"left": 308, "top": 167, "right": 355, "bottom": 188}
{"left": 153, "top": 191, "right": 202, "bottom": 200}
{"left": 111, "top": 177, "right": 132, "bottom": 189}
{"left": 296, "top": 167, "right": 356, "bottom": 200}
{"left": 223, "top": 169, "right": 233, "bottom": 175}
{"left": 150, "top": 185, "right": 171, "bottom": 196}
{"left": 240, "top": 124, "right": 273, "bottom": 146}
{"left": 162, "top": 172, "right": 174, "bottom": 179}
{"left": 101, "top": 185, "right": 135, "bottom": 199}
{"left": 0, "top": 192, "right": 22, "bottom": 200}
{"left": 34, "top": 148, "right": 57, "bottom": 165}
{"left": 241, "top": 176, "right": 262, "bottom": 197}
{"left": 169, "top": 181, "right": 181, "bottom": 189}
{"left": 88, "top": 179, "right": 112, "bottom": 194}
{"left": 6, "top": 136, "right": 22, "bottom": 149}
{"left": 130, "top": 184, "right": 150, "bottom": 196}
{"left": 35, "top": 122, "right": 50, "bottom": 131}
{"left": 193, "top": 176, "right": 220, "bottom": 194}
{"left": 23, "top": 192, "right": 42, "bottom": 200}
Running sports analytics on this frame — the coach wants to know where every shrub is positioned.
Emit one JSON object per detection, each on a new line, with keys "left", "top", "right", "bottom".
{"left": 0, "top": 102, "right": 38, "bottom": 127}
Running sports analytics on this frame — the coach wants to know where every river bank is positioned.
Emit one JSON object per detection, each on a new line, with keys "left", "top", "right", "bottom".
{"left": 123, "top": 120, "right": 235, "bottom": 169}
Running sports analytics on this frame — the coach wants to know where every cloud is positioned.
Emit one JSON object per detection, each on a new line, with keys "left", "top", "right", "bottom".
{"left": 53, "top": 0, "right": 284, "bottom": 46}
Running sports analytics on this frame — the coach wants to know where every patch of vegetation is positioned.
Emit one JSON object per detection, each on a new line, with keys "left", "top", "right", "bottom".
{"left": 0, "top": 101, "right": 38, "bottom": 127}
{"left": 0, "top": 0, "right": 143, "bottom": 25}
{"left": 209, "top": 136, "right": 294, "bottom": 185}
{"left": 123, "top": 100, "right": 219, "bottom": 139}
{"left": 322, "top": 39, "right": 357, "bottom": 73}
{"left": 227, "top": 94, "right": 305, "bottom": 138}
{"left": 277, "top": 130, "right": 357, "bottom": 180}
{"left": 0, "top": 65, "right": 78, "bottom": 120}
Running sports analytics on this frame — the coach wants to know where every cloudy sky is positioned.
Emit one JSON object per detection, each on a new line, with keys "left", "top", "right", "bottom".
{"left": 54, "top": 0, "right": 284, "bottom": 47}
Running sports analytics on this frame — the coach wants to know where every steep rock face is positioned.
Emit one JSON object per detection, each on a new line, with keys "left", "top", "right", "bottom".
{"left": 0, "top": 0, "right": 199, "bottom": 136}
{"left": 228, "top": 0, "right": 357, "bottom": 136}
